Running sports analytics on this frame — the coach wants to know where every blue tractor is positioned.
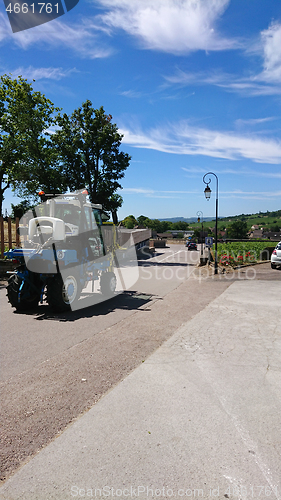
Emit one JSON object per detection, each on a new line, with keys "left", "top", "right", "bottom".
{"left": 5, "top": 190, "right": 118, "bottom": 312}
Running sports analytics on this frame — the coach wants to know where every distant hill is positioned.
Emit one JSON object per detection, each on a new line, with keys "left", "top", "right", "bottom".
{"left": 159, "top": 209, "right": 281, "bottom": 226}
{"left": 218, "top": 209, "right": 281, "bottom": 223}
{"left": 159, "top": 216, "right": 215, "bottom": 223}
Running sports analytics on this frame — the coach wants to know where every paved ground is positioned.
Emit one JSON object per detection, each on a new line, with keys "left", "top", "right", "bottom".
{"left": 0, "top": 269, "right": 280, "bottom": 500}
{"left": 0, "top": 246, "right": 199, "bottom": 380}
{"left": 0, "top": 247, "right": 211, "bottom": 482}
{"left": 0, "top": 255, "right": 280, "bottom": 500}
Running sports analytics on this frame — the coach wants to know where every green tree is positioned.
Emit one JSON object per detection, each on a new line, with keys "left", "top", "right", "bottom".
{"left": 227, "top": 220, "right": 248, "bottom": 239}
{"left": 137, "top": 215, "right": 148, "bottom": 226}
{"left": 158, "top": 220, "right": 170, "bottom": 233}
{"left": 135, "top": 218, "right": 172, "bottom": 232}
{"left": 141, "top": 217, "right": 153, "bottom": 229}
{"left": 11, "top": 199, "right": 34, "bottom": 220}
{"left": 192, "top": 228, "right": 201, "bottom": 239}
{"left": 109, "top": 194, "right": 123, "bottom": 224}
{"left": 122, "top": 215, "right": 137, "bottom": 229}
{"left": 146, "top": 219, "right": 163, "bottom": 232}
{"left": 54, "top": 101, "right": 131, "bottom": 215}
{"left": 172, "top": 221, "right": 189, "bottom": 231}
{"left": 0, "top": 74, "right": 64, "bottom": 215}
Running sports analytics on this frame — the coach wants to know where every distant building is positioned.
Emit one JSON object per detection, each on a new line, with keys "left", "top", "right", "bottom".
{"left": 263, "top": 231, "right": 281, "bottom": 241}
{"left": 249, "top": 229, "right": 264, "bottom": 239}
{"left": 167, "top": 230, "right": 194, "bottom": 238}
{"left": 156, "top": 233, "right": 171, "bottom": 240}
{"left": 249, "top": 228, "right": 281, "bottom": 240}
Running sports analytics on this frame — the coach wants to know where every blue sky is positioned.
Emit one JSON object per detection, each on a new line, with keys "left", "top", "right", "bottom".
{"left": 1, "top": 0, "right": 281, "bottom": 220}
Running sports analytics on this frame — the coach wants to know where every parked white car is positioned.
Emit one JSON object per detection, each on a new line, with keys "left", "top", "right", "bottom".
{"left": 271, "top": 241, "right": 281, "bottom": 269}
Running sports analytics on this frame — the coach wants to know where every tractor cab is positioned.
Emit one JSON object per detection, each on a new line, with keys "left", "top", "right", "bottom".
{"left": 18, "top": 190, "right": 105, "bottom": 260}
{"left": 5, "top": 188, "right": 139, "bottom": 313}
{"left": 5, "top": 189, "right": 123, "bottom": 312}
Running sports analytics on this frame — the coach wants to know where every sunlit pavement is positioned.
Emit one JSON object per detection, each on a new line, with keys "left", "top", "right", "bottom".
{"left": 1, "top": 267, "right": 280, "bottom": 500}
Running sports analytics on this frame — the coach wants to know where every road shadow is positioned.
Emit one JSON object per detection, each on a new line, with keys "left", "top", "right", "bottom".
{"left": 138, "top": 260, "right": 197, "bottom": 267}
{"left": 14, "top": 290, "right": 156, "bottom": 322}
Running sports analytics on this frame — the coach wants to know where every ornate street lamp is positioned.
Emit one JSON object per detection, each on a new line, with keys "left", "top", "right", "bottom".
{"left": 204, "top": 185, "right": 211, "bottom": 200}
{"left": 203, "top": 172, "right": 219, "bottom": 274}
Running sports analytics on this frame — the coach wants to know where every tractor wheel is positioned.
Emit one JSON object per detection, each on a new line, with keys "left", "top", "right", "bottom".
{"left": 100, "top": 272, "right": 117, "bottom": 298}
{"left": 47, "top": 273, "right": 80, "bottom": 312}
{"left": 7, "top": 273, "right": 40, "bottom": 311}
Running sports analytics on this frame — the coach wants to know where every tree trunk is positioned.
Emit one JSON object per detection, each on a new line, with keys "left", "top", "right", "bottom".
{"left": 0, "top": 166, "right": 10, "bottom": 216}
{"left": 112, "top": 210, "right": 118, "bottom": 225}
{"left": 91, "top": 154, "right": 99, "bottom": 203}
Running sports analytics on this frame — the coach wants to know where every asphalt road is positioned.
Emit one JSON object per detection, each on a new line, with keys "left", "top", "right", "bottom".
{"left": 1, "top": 245, "right": 199, "bottom": 381}
{"left": 0, "top": 244, "right": 203, "bottom": 481}
{"left": 0, "top": 247, "right": 280, "bottom": 483}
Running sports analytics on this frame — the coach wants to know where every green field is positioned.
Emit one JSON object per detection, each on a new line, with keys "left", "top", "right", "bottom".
{"left": 189, "top": 209, "right": 281, "bottom": 233}
{"left": 216, "top": 241, "right": 275, "bottom": 267}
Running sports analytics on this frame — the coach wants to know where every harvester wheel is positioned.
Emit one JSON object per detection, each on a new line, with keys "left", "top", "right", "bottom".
{"left": 100, "top": 272, "right": 117, "bottom": 297}
{"left": 7, "top": 273, "right": 40, "bottom": 311}
{"left": 47, "top": 273, "right": 80, "bottom": 312}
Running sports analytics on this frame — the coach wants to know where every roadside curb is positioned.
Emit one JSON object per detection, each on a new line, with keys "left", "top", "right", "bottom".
{"left": 232, "top": 260, "right": 271, "bottom": 270}
{"left": 193, "top": 260, "right": 271, "bottom": 277}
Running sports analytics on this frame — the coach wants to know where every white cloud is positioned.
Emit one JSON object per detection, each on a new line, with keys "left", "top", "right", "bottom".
{"left": 120, "top": 89, "right": 144, "bottom": 98}
{"left": 0, "top": 12, "right": 11, "bottom": 41}
{"left": 163, "top": 22, "right": 281, "bottom": 94}
{"left": 121, "top": 121, "right": 281, "bottom": 164}
{"left": 119, "top": 188, "right": 182, "bottom": 200}
{"left": 182, "top": 166, "right": 281, "bottom": 178}
{"left": 164, "top": 68, "right": 281, "bottom": 96}
{"left": 97, "top": 0, "right": 239, "bottom": 54}
{"left": 122, "top": 188, "right": 155, "bottom": 194}
{"left": 235, "top": 117, "right": 276, "bottom": 126}
{"left": 120, "top": 187, "right": 281, "bottom": 200}
{"left": 259, "top": 22, "right": 281, "bottom": 83}
{"left": 0, "top": 13, "right": 112, "bottom": 59}
{"left": 7, "top": 66, "right": 78, "bottom": 80}
{"left": 44, "top": 125, "right": 61, "bottom": 135}
{"left": 219, "top": 190, "right": 281, "bottom": 200}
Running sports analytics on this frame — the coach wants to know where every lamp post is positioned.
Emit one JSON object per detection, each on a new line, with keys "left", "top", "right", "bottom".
{"left": 196, "top": 210, "right": 204, "bottom": 258}
{"left": 203, "top": 172, "right": 218, "bottom": 275}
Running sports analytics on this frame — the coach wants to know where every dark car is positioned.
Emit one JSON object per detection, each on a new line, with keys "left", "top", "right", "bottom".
{"left": 186, "top": 241, "right": 197, "bottom": 251}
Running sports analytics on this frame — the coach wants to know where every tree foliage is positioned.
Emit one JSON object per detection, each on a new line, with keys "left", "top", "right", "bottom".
{"left": 11, "top": 200, "right": 34, "bottom": 220}
{"left": 123, "top": 216, "right": 189, "bottom": 233}
{"left": 172, "top": 220, "right": 189, "bottom": 231}
{"left": 122, "top": 215, "right": 138, "bottom": 229}
{"left": 1, "top": 78, "right": 130, "bottom": 218}
{"left": 0, "top": 74, "right": 64, "bottom": 215}
{"left": 54, "top": 101, "right": 131, "bottom": 214}
{"left": 226, "top": 220, "right": 248, "bottom": 239}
